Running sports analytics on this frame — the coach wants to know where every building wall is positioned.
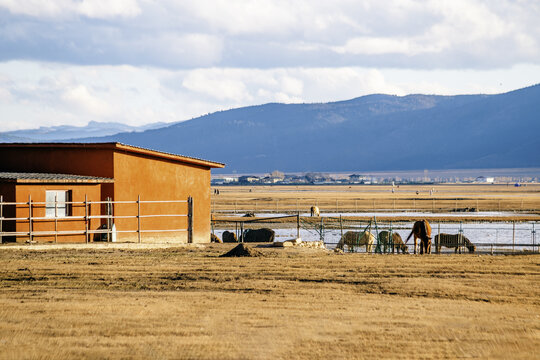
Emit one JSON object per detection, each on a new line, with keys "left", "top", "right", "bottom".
{"left": 112, "top": 151, "right": 211, "bottom": 243}
{"left": 14, "top": 183, "right": 102, "bottom": 243}
{"left": 0, "top": 146, "right": 115, "bottom": 201}
{"left": 0, "top": 146, "right": 114, "bottom": 178}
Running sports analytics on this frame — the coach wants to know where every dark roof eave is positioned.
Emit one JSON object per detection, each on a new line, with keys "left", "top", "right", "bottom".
{"left": 0, "top": 142, "right": 226, "bottom": 169}
{"left": 14, "top": 179, "right": 115, "bottom": 184}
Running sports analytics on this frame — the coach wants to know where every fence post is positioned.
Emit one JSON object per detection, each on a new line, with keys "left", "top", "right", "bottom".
{"left": 106, "top": 197, "right": 112, "bottom": 242}
{"left": 297, "top": 213, "right": 300, "bottom": 239}
{"left": 187, "top": 196, "right": 193, "bottom": 244}
{"left": 320, "top": 217, "right": 324, "bottom": 242}
{"left": 512, "top": 221, "right": 515, "bottom": 252}
{"left": 28, "top": 195, "right": 33, "bottom": 243}
{"left": 137, "top": 195, "right": 141, "bottom": 243}
{"left": 532, "top": 223, "right": 536, "bottom": 252}
{"left": 458, "top": 222, "right": 464, "bottom": 254}
{"left": 54, "top": 193, "right": 58, "bottom": 243}
{"left": 240, "top": 221, "right": 244, "bottom": 243}
{"left": 85, "top": 195, "right": 89, "bottom": 244}
{"left": 339, "top": 214, "right": 343, "bottom": 240}
{"left": 437, "top": 223, "right": 441, "bottom": 254}
{"left": 0, "top": 195, "right": 3, "bottom": 244}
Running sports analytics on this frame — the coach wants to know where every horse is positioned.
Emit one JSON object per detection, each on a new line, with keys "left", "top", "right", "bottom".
{"left": 337, "top": 231, "right": 375, "bottom": 253}
{"left": 222, "top": 231, "right": 238, "bottom": 243}
{"left": 210, "top": 233, "right": 222, "bottom": 243}
{"left": 310, "top": 206, "right": 320, "bottom": 217}
{"left": 406, "top": 220, "right": 432, "bottom": 254}
{"left": 378, "top": 231, "right": 408, "bottom": 254}
{"left": 434, "top": 233, "right": 476, "bottom": 253}
{"left": 241, "top": 228, "right": 275, "bottom": 242}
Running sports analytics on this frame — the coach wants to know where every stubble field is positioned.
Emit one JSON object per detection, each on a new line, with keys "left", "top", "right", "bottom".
{"left": 1, "top": 244, "right": 539, "bottom": 359}
{"left": 211, "top": 184, "right": 540, "bottom": 219}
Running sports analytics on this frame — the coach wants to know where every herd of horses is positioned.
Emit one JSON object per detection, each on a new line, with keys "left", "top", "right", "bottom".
{"left": 214, "top": 206, "right": 477, "bottom": 254}
{"left": 336, "top": 219, "right": 476, "bottom": 254}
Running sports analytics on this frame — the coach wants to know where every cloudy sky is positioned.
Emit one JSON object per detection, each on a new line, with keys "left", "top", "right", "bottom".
{"left": 1, "top": 0, "right": 539, "bottom": 131}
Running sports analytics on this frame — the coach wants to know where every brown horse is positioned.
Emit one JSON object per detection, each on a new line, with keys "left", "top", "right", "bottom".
{"left": 378, "top": 231, "right": 408, "bottom": 254}
{"left": 406, "top": 220, "right": 432, "bottom": 254}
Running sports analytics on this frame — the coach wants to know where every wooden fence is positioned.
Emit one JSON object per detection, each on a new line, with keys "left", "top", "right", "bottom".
{"left": 0, "top": 195, "right": 192, "bottom": 244}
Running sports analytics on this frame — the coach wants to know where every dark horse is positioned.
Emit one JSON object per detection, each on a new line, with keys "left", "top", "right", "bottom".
{"left": 406, "top": 220, "right": 432, "bottom": 254}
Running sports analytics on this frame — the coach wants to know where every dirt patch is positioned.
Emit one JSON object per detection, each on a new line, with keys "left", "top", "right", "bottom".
{"left": 220, "top": 243, "right": 263, "bottom": 257}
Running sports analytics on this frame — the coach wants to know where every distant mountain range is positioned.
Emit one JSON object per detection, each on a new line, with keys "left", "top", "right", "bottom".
{"left": 2, "top": 85, "right": 539, "bottom": 173}
{"left": 2, "top": 120, "right": 168, "bottom": 141}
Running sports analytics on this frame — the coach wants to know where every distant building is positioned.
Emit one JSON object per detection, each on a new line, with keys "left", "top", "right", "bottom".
{"left": 476, "top": 176, "right": 495, "bottom": 183}
{"left": 349, "top": 174, "right": 369, "bottom": 183}
{"left": 238, "top": 176, "right": 260, "bottom": 184}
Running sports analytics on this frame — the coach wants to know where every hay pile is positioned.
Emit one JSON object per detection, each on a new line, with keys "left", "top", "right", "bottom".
{"left": 220, "top": 243, "right": 263, "bottom": 257}
{"left": 273, "top": 239, "right": 326, "bottom": 249}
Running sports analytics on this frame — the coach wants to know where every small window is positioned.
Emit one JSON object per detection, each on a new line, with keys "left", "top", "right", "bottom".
{"left": 45, "top": 190, "right": 72, "bottom": 218}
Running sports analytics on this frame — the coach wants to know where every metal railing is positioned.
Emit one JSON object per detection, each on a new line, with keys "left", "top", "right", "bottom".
{"left": 211, "top": 214, "right": 539, "bottom": 255}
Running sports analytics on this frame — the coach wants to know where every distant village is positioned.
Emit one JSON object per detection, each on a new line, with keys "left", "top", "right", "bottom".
{"left": 212, "top": 170, "right": 538, "bottom": 186}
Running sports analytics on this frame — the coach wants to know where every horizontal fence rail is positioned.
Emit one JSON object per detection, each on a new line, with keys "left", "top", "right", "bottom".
{"left": 0, "top": 195, "right": 193, "bottom": 244}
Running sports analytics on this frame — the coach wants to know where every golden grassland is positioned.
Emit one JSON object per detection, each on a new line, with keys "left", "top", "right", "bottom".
{"left": 1, "top": 244, "right": 539, "bottom": 359}
{"left": 211, "top": 184, "right": 540, "bottom": 219}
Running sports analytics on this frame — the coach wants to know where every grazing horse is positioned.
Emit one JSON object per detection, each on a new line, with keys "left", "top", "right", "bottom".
{"left": 310, "top": 206, "right": 320, "bottom": 217}
{"left": 337, "top": 231, "right": 375, "bottom": 253}
{"left": 406, "top": 220, "right": 432, "bottom": 254}
{"left": 434, "top": 233, "right": 476, "bottom": 253}
{"left": 378, "top": 231, "right": 408, "bottom": 254}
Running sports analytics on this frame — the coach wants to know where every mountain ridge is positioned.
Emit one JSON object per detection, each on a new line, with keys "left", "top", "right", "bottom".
{"left": 2, "top": 85, "right": 538, "bottom": 173}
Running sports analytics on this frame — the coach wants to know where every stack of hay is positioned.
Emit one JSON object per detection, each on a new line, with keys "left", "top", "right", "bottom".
{"left": 272, "top": 238, "right": 326, "bottom": 249}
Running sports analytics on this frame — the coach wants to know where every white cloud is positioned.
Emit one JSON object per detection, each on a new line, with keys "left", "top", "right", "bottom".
{"left": 0, "top": 0, "right": 141, "bottom": 19}
{"left": 182, "top": 69, "right": 251, "bottom": 102}
{"left": 0, "top": 87, "right": 11, "bottom": 102}
{"left": 78, "top": 0, "right": 141, "bottom": 19}
{"left": 1, "top": 0, "right": 538, "bottom": 70}
{"left": 61, "top": 85, "right": 112, "bottom": 116}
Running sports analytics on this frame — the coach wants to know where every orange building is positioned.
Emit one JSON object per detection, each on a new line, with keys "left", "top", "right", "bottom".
{"left": 0, "top": 143, "right": 224, "bottom": 243}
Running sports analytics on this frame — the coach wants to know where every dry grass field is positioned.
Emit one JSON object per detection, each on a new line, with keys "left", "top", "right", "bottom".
{"left": 211, "top": 184, "right": 540, "bottom": 217}
{"left": 1, "top": 244, "right": 539, "bottom": 359}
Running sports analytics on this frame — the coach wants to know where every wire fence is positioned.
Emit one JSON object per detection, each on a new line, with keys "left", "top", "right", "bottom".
{"left": 211, "top": 214, "right": 538, "bottom": 255}
{"left": 212, "top": 197, "right": 540, "bottom": 214}
{"left": 0, "top": 195, "right": 193, "bottom": 244}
